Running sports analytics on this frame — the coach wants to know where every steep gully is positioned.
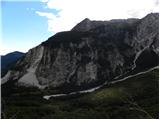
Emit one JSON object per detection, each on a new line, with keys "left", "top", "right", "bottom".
{"left": 43, "top": 66, "right": 158, "bottom": 100}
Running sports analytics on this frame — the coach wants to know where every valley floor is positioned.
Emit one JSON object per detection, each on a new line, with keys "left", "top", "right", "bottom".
{"left": 1, "top": 68, "right": 159, "bottom": 119}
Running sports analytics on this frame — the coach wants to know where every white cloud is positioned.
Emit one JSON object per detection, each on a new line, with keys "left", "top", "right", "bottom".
{"left": 37, "top": 0, "right": 159, "bottom": 33}
{"left": 31, "top": 8, "right": 35, "bottom": 11}
{"left": 41, "top": 0, "right": 49, "bottom": 3}
{"left": 35, "top": 11, "right": 56, "bottom": 19}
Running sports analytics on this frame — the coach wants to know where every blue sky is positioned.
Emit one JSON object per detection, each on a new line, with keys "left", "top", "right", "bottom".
{"left": 1, "top": 0, "right": 57, "bottom": 55}
{"left": 1, "top": 0, "right": 158, "bottom": 55}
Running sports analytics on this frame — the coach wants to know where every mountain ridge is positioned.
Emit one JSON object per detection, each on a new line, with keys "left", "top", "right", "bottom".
{"left": 2, "top": 13, "right": 159, "bottom": 94}
{"left": 1, "top": 51, "right": 25, "bottom": 77}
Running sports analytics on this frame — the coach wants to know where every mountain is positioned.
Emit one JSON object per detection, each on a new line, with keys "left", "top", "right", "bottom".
{"left": 2, "top": 13, "right": 159, "bottom": 94}
{"left": 1, "top": 51, "right": 25, "bottom": 77}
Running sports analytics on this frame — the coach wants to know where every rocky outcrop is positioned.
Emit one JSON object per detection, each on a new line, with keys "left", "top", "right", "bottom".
{"left": 2, "top": 13, "right": 159, "bottom": 93}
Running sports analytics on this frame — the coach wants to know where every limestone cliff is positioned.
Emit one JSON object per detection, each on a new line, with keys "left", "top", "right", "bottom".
{"left": 2, "top": 13, "right": 159, "bottom": 93}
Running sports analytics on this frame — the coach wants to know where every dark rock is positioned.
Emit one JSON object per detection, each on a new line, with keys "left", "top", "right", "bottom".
{"left": 2, "top": 13, "right": 159, "bottom": 93}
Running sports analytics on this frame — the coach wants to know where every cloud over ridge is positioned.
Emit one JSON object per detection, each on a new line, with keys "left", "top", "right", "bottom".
{"left": 36, "top": 0, "right": 159, "bottom": 33}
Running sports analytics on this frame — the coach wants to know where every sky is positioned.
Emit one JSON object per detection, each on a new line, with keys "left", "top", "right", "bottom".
{"left": 0, "top": 0, "right": 159, "bottom": 55}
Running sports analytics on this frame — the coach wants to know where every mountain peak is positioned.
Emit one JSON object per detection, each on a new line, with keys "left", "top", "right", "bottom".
{"left": 4, "top": 51, "right": 24, "bottom": 56}
{"left": 82, "top": 18, "right": 90, "bottom": 22}
{"left": 71, "top": 18, "right": 92, "bottom": 32}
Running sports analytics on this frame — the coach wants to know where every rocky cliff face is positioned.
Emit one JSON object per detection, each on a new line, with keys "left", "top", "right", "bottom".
{"left": 2, "top": 13, "right": 159, "bottom": 93}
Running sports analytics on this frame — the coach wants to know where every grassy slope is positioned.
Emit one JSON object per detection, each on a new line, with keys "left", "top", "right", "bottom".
{"left": 2, "top": 68, "right": 159, "bottom": 119}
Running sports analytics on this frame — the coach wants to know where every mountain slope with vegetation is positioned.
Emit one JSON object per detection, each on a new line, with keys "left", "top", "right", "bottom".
{"left": 2, "top": 67, "right": 158, "bottom": 119}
